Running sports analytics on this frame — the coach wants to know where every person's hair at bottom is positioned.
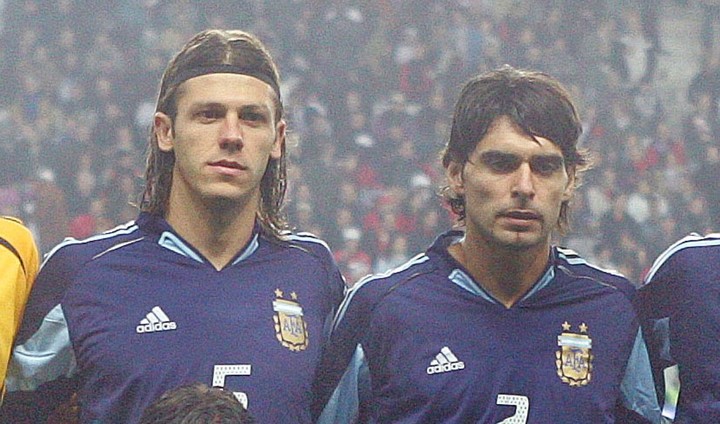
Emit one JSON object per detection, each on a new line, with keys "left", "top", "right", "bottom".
{"left": 138, "top": 383, "right": 254, "bottom": 424}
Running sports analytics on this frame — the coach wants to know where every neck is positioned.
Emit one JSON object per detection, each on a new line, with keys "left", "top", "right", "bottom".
{"left": 449, "top": 232, "right": 551, "bottom": 308}
{"left": 165, "top": 195, "right": 258, "bottom": 271}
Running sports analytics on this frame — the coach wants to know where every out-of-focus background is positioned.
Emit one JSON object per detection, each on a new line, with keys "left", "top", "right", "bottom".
{"left": 0, "top": 0, "right": 718, "bottom": 286}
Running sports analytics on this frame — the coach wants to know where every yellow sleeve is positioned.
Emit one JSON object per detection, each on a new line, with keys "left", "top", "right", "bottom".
{"left": 0, "top": 217, "right": 40, "bottom": 392}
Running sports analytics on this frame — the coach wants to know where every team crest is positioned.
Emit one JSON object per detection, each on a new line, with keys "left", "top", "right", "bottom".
{"left": 555, "top": 321, "right": 593, "bottom": 386}
{"left": 272, "top": 289, "right": 308, "bottom": 351}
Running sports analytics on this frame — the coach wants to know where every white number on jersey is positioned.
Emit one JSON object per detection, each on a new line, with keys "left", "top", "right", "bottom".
{"left": 212, "top": 364, "right": 252, "bottom": 408}
{"left": 496, "top": 394, "right": 529, "bottom": 424}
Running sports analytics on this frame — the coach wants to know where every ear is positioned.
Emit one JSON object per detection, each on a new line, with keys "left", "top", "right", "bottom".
{"left": 154, "top": 112, "right": 174, "bottom": 152}
{"left": 270, "top": 119, "right": 286, "bottom": 160}
{"left": 445, "top": 161, "right": 465, "bottom": 196}
{"left": 561, "top": 166, "right": 576, "bottom": 202}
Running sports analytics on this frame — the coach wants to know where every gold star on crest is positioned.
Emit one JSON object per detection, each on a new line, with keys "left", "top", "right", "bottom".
{"left": 579, "top": 323, "right": 588, "bottom": 333}
{"left": 274, "top": 288, "right": 283, "bottom": 298}
{"left": 562, "top": 321, "right": 571, "bottom": 331}
{"left": 291, "top": 291, "right": 298, "bottom": 300}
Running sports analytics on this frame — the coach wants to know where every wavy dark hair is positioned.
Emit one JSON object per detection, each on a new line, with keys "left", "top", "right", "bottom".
{"left": 138, "top": 383, "right": 254, "bottom": 424}
{"left": 440, "top": 65, "right": 591, "bottom": 234}
{"left": 140, "top": 29, "right": 288, "bottom": 238}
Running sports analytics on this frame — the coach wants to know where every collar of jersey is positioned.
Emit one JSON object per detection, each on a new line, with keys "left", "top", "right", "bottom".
{"left": 139, "top": 212, "right": 261, "bottom": 265}
{"left": 436, "top": 230, "right": 557, "bottom": 304}
{"left": 157, "top": 231, "right": 260, "bottom": 266}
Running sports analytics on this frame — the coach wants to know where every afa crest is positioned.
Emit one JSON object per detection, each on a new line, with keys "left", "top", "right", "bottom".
{"left": 555, "top": 321, "right": 593, "bottom": 387}
{"left": 273, "top": 289, "right": 308, "bottom": 351}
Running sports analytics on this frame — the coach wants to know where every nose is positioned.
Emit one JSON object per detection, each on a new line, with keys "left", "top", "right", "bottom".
{"left": 511, "top": 162, "right": 535, "bottom": 200}
{"left": 219, "top": 115, "right": 243, "bottom": 151}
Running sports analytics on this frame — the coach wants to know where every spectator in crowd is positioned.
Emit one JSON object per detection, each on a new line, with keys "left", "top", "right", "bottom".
{"left": 2, "top": 29, "right": 344, "bottom": 423}
{"left": 0, "top": 0, "right": 715, "bottom": 291}
{"left": 313, "top": 65, "right": 661, "bottom": 423}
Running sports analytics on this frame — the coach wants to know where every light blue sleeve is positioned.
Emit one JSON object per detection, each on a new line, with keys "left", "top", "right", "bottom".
{"left": 5, "top": 304, "right": 76, "bottom": 391}
{"left": 621, "top": 328, "right": 663, "bottom": 423}
{"left": 317, "top": 344, "right": 369, "bottom": 424}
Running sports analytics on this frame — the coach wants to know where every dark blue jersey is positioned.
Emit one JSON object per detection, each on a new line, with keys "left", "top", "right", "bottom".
{"left": 4, "top": 213, "right": 344, "bottom": 424}
{"left": 639, "top": 233, "right": 720, "bottom": 424}
{"left": 314, "top": 230, "right": 661, "bottom": 424}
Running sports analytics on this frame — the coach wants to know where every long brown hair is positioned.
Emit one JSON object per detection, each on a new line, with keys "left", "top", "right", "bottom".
{"left": 140, "top": 29, "right": 288, "bottom": 238}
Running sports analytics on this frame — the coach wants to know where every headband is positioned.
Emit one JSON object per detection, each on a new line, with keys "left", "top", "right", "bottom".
{"left": 165, "top": 64, "right": 281, "bottom": 101}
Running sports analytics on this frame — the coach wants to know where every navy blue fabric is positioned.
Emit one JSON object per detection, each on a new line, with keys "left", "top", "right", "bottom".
{"left": 315, "top": 230, "right": 656, "bottom": 423}
{"left": 6, "top": 212, "right": 344, "bottom": 424}
{"left": 639, "top": 233, "right": 720, "bottom": 424}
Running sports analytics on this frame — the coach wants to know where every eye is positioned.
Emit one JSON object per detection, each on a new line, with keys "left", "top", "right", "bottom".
{"left": 479, "top": 152, "right": 522, "bottom": 174}
{"left": 240, "top": 107, "right": 269, "bottom": 124}
{"left": 196, "top": 108, "right": 224, "bottom": 121}
{"left": 530, "top": 156, "right": 564, "bottom": 176}
{"left": 242, "top": 111, "right": 266, "bottom": 122}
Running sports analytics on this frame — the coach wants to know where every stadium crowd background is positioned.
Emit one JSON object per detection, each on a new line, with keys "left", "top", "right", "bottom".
{"left": 0, "top": 0, "right": 718, "bottom": 286}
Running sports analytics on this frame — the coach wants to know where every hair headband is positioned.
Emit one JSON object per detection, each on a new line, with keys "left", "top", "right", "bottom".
{"left": 166, "top": 64, "right": 281, "bottom": 101}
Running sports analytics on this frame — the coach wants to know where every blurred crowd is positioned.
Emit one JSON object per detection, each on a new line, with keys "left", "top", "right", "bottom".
{"left": 0, "top": 0, "right": 719, "bottom": 285}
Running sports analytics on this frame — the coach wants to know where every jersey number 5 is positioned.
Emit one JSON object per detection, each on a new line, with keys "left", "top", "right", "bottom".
{"left": 213, "top": 364, "right": 252, "bottom": 408}
{"left": 496, "top": 394, "right": 529, "bottom": 424}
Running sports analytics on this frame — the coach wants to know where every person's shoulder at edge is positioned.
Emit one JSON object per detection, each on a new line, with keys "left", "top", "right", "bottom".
{"left": 0, "top": 215, "right": 39, "bottom": 271}
{"left": 642, "top": 232, "right": 720, "bottom": 286}
{"left": 554, "top": 245, "right": 637, "bottom": 299}
{"left": 1, "top": 216, "right": 33, "bottom": 238}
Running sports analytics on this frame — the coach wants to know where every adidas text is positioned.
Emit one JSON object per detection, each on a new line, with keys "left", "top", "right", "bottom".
{"left": 427, "top": 361, "right": 465, "bottom": 374}
{"left": 136, "top": 322, "right": 177, "bottom": 333}
{"left": 136, "top": 306, "right": 177, "bottom": 333}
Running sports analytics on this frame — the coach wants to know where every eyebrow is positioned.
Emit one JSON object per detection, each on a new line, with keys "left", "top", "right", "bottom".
{"left": 479, "top": 151, "right": 564, "bottom": 161}
{"left": 188, "top": 102, "right": 272, "bottom": 115}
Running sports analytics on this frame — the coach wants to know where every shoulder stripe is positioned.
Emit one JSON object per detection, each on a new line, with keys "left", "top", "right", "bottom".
{"left": 93, "top": 237, "right": 145, "bottom": 260}
{"left": 332, "top": 253, "right": 429, "bottom": 333}
{"left": 287, "top": 232, "right": 331, "bottom": 251}
{"left": 556, "top": 247, "right": 624, "bottom": 277}
{"left": 41, "top": 221, "right": 139, "bottom": 268}
{"left": 644, "top": 233, "right": 720, "bottom": 283}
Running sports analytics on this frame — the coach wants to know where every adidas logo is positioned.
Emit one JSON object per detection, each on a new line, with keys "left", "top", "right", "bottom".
{"left": 136, "top": 306, "right": 177, "bottom": 334}
{"left": 427, "top": 346, "right": 465, "bottom": 375}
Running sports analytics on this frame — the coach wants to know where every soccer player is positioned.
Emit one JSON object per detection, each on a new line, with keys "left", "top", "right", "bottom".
{"left": 313, "top": 65, "right": 662, "bottom": 423}
{"left": 638, "top": 233, "right": 720, "bottom": 423}
{"left": 0, "top": 216, "right": 39, "bottom": 403}
{"left": 2, "top": 29, "right": 344, "bottom": 423}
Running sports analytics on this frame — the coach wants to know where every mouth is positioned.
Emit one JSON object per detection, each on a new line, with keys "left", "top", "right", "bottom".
{"left": 501, "top": 210, "right": 541, "bottom": 220}
{"left": 209, "top": 160, "right": 245, "bottom": 169}
{"left": 498, "top": 210, "right": 542, "bottom": 227}
{"left": 207, "top": 160, "right": 247, "bottom": 175}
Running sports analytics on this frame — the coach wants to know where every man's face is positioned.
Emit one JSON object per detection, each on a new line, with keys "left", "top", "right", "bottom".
{"left": 154, "top": 73, "right": 284, "bottom": 209}
{"left": 447, "top": 116, "right": 574, "bottom": 251}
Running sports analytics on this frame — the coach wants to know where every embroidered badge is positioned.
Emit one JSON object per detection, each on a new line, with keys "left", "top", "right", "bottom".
{"left": 556, "top": 321, "right": 593, "bottom": 386}
{"left": 273, "top": 288, "right": 308, "bottom": 351}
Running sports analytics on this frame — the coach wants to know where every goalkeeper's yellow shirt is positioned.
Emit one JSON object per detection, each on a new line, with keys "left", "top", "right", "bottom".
{"left": 0, "top": 216, "right": 39, "bottom": 401}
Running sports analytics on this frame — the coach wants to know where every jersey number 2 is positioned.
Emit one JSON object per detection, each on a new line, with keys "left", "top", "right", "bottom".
{"left": 496, "top": 394, "right": 529, "bottom": 424}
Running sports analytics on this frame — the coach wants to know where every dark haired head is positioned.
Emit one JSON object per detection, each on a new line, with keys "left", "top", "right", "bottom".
{"left": 140, "top": 29, "right": 288, "bottom": 238}
{"left": 440, "top": 65, "right": 591, "bottom": 233}
{"left": 139, "top": 383, "right": 254, "bottom": 424}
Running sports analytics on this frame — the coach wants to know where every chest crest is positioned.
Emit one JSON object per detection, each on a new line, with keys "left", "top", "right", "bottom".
{"left": 556, "top": 321, "right": 593, "bottom": 386}
{"left": 272, "top": 288, "right": 309, "bottom": 352}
